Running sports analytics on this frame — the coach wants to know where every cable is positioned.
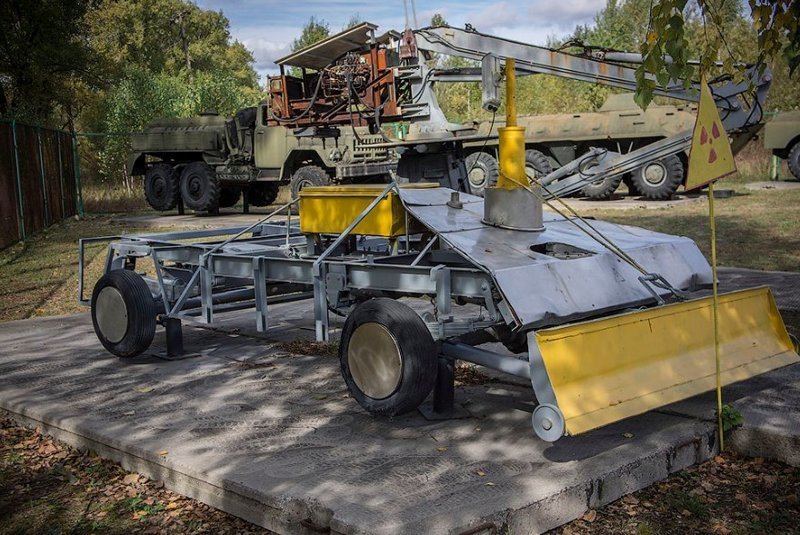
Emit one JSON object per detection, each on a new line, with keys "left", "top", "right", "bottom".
{"left": 463, "top": 110, "right": 497, "bottom": 191}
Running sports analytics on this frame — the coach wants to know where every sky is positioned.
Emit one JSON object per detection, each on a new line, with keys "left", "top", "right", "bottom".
{"left": 196, "top": 0, "right": 607, "bottom": 80}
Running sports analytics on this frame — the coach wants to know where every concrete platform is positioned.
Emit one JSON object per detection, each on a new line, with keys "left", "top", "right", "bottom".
{"left": 1, "top": 270, "right": 799, "bottom": 534}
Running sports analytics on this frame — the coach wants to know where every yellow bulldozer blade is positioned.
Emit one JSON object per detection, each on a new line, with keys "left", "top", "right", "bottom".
{"left": 533, "top": 287, "right": 799, "bottom": 437}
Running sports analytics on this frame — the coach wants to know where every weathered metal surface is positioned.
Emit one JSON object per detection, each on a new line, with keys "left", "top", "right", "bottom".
{"left": 763, "top": 110, "right": 800, "bottom": 152}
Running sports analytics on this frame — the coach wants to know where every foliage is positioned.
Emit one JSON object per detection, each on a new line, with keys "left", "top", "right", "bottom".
{"left": 0, "top": 0, "right": 94, "bottom": 125}
{"left": 292, "top": 17, "right": 331, "bottom": 53}
{"left": 634, "top": 0, "right": 799, "bottom": 109}
{"left": 720, "top": 404, "right": 745, "bottom": 432}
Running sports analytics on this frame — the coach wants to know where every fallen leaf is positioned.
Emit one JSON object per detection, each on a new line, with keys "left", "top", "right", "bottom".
{"left": 476, "top": 471, "right": 486, "bottom": 477}
{"left": 582, "top": 510, "right": 597, "bottom": 522}
{"left": 135, "top": 387, "right": 153, "bottom": 393}
{"left": 700, "top": 480, "right": 715, "bottom": 492}
{"left": 166, "top": 502, "right": 180, "bottom": 510}
{"left": 312, "top": 394, "right": 327, "bottom": 400}
{"left": 622, "top": 432, "right": 634, "bottom": 439}
{"left": 681, "top": 509, "right": 691, "bottom": 517}
{"left": 123, "top": 473, "right": 140, "bottom": 485}
{"left": 436, "top": 447, "right": 447, "bottom": 452}
{"left": 714, "top": 455, "right": 726, "bottom": 464}
{"left": 735, "top": 492, "right": 747, "bottom": 502}
{"left": 485, "top": 482, "right": 495, "bottom": 486}
{"left": 159, "top": 450, "right": 169, "bottom": 456}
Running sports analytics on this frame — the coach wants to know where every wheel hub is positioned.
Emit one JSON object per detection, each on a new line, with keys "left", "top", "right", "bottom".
{"left": 643, "top": 162, "right": 667, "bottom": 186}
{"left": 468, "top": 166, "right": 487, "bottom": 188}
{"left": 95, "top": 286, "right": 128, "bottom": 343}
{"left": 347, "top": 322, "right": 402, "bottom": 399}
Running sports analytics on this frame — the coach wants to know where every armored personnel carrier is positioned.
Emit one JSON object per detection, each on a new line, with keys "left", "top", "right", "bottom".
{"left": 128, "top": 103, "right": 395, "bottom": 212}
{"left": 463, "top": 93, "right": 756, "bottom": 200}
{"left": 763, "top": 110, "right": 800, "bottom": 180}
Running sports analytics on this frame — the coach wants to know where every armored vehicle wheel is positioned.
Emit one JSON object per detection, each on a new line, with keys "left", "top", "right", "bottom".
{"left": 339, "top": 298, "right": 437, "bottom": 416}
{"left": 218, "top": 187, "right": 241, "bottom": 208}
{"left": 180, "top": 162, "right": 220, "bottom": 211}
{"left": 524, "top": 149, "right": 554, "bottom": 183}
{"left": 91, "top": 270, "right": 156, "bottom": 358}
{"left": 464, "top": 152, "right": 499, "bottom": 195}
{"left": 290, "top": 165, "right": 330, "bottom": 199}
{"left": 248, "top": 182, "right": 280, "bottom": 206}
{"left": 144, "top": 163, "right": 179, "bottom": 211}
{"left": 788, "top": 141, "right": 800, "bottom": 180}
{"left": 581, "top": 158, "right": 622, "bottom": 200}
{"left": 631, "top": 155, "right": 684, "bottom": 200}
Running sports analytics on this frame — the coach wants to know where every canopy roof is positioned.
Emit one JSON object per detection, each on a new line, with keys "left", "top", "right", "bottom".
{"left": 276, "top": 22, "right": 395, "bottom": 70}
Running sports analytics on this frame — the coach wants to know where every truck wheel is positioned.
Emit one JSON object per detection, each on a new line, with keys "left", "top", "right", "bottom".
{"left": 339, "top": 298, "right": 437, "bottom": 416}
{"left": 290, "top": 165, "right": 330, "bottom": 199}
{"left": 248, "top": 183, "right": 280, "bottom": 206}
{"left": 464, "top": 152, "right": 499, "bottom": 196}
{"left": 218, "top": 187, "right": 241, "bottom": 208}
{"left": 525, "top": 149, "right": 554, "bottom": 183}
{"left": 631, "top": 155, "right": 684, "bottom": 200}
{"left": 91, "top": 269, "right": 156, "bottom": 358}
{"left": 180, "top": 162, "right": 220, "bottom": 211}
{"left": 581, "top": 157, "right": 622, "bottom": 200}
{"left": 622, "top": 174, "right": 640, "bottom": 196}
{"left": 144, "top": 163, "right": 179, "bottom": 211}
{"left": 788, "top": 142, "right": 800, "bottom": 181}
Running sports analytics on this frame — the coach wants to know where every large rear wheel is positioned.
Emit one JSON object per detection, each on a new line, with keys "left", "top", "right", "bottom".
{"left": 91, "top": 270, "right": 156, "bottom": 358}
{"left": 581, "top": 158, "right": 622, "bottom": 200}
{"left": 339, "top": 299, "right": 437, "bottom": 416}
{"left": 143, "top": 163, "right": 179, "bottom": 211}
{"left": 631, "top": 155, "right": 684, "bottom": 200}
{"left": 788, "top": 141, "right": 800, "bottom": 181}
{"left": 180, "top": 162, "right": 220, "bottom": 211}
{"left": 524, "top": 149, "right": 554, "bottom": 183}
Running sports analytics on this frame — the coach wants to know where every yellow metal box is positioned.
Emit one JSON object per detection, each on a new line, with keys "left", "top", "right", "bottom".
{"left": 299, "top": 183, "right": 437, "bottom": 237}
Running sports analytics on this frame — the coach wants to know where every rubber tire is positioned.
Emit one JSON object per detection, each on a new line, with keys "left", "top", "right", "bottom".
{"left": 180, "top": 162, "right": 220, "bottom": 211}
{"left": 788, "top": 141, "right": 800, "bottom": 181}
{"left": 290, "top": 165, "right": 331, "bottom": 199}
{"left": 248, "top": 182, "right": 280, "bottom": 206}
{"left": 630, "top": 155, "right": 684, "bottom": 200}
{"left": 581, "top": 172, "right": 622, "bottom": 200}
{"left": 91, "top": 269, "right": 156, "bottom": 358}
{"left": 622, "top": 174, "right": 640, "bottom": 196}
{"left": 218, "top": 187, "right": 241, "bottom": 208}
{"left": 339, "top": 298, "right": 437, "bottom": 416}
{"left": 464, "top": 152, "right": 499, "bottom": 196}
{"left": 143, "top": 163, "right": 179, "bottom": 211}
{"left": 524, "top": 149, "right": 554, "bottom": 181}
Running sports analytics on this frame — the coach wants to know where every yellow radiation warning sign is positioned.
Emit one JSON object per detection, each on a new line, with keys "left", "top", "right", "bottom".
{"left": 686, "top": 77, "right": 737, "bottom": 190}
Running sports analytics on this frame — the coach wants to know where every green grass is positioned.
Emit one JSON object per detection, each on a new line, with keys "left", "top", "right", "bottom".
{"left": 583, "top": 187, "right": 800, "bottom": 272}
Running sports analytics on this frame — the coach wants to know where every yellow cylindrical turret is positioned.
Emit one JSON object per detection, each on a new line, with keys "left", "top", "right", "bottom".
{"left": 496, "top": 59, "right": 526, "bottom": 189}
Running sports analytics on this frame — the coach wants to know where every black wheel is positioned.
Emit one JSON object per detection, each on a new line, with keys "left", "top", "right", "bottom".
{"left": 143, "top": 163, "right": 179, "bottom": 211}
{"left": 91, "top": 270, "right": 156, "bottom": 358}
{"left": 788, "top": 141, "right": 800, "bottom": 181}
{"left": 290, "top": 165, "right": 331, "bottom": 199}
{"left": 622, "top": 174, "right": 640, "bottom": 196}
{"left": 464, "top": 152, "right": 499, "bottom": 196}
{"left": 581, "top": 157, "right": 622, "bottom": 200}
{"left": 218, "top": 187, "right": 241, "bottom": 208}
{"left": 339, "top": 298, "right": 437, "bottom": 416}
{"left": 180, "top": 162, "right": 220, "bottom": 211}
{"left": 631, "top": 155, "right": 684, "bottom": 200}
{"left": 524, "top": 149, "right": 554, "bottom": 183}
{"left": 248, "top": 182, "right": 280, "bottom": 206}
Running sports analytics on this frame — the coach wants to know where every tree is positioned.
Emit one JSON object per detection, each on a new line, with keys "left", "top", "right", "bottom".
{"left": 634, "top": 0, "right": 799, "bottom": 109}
{"left": 343, "top": 14, "right": 363, "bottom": 31}
{"left": 431, "top": 13, "right": 447, "bottom": 28}
{"left": 292, "top": 17, "right": 331, "bottom": 52}
{"left": 0, "top": 0, "right": 94, "bottom": 126}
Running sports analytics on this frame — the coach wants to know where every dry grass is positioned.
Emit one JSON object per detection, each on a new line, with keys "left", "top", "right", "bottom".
{"left": 82, "top": 182, "right": 149, "bottom": 214}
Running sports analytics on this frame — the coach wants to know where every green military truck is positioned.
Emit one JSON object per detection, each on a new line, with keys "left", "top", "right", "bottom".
{"left": 763, "top": 110, "right": 800, "bottom": 180}
{"left": 463, "top": 93, "right": 701, "bottom": 200}
{"left": 128, "top": 103, "right": 395, "bottom": 212}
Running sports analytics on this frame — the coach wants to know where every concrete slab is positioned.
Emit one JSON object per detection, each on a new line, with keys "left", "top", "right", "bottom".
{"left": 1, "top": 267, "right": 799, "bottom": 534}
{"left": 0, "top": 307, "right": 721, "bottom": 535}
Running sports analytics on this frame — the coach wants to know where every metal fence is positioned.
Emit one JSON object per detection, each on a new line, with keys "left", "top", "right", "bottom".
{"left": 0, "top": 120, "right": 82, "bottom": 249}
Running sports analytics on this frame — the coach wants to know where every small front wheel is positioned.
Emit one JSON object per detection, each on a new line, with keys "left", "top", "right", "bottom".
{"left": 339, "top": 299, "right": 437, "bottom": 416}
{"left": 91, "top": 270, "right": 156, "bottom": 358}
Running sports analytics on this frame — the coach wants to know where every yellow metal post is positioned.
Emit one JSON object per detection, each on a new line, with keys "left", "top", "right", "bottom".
{"left": 709, "top": 182, "right": 724, "bottom": 451}
{"left": 496, "top": 59, "right": 526, "bottom": 189}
